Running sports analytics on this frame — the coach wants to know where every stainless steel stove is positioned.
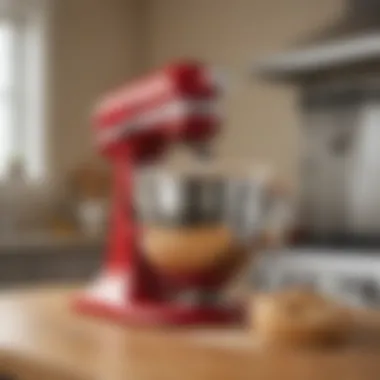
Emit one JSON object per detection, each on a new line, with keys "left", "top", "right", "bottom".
{"left": 252, "top": 0, "right": 380, "bottom": 310}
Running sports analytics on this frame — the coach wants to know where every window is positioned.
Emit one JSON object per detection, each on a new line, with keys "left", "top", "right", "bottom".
{"left": 0, "top": 23, "right": 12, "bottom": 176}
{"left": 0, "top": 0, "right": 48, "bottom": 180}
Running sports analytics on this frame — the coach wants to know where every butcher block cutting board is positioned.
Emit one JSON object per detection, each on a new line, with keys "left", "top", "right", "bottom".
{"left": 0, "top": 286, "right": 380, "bottom": 380}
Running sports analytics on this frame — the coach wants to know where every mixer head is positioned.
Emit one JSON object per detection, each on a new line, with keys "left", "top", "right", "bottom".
{"left": 92, "top": 61, "right": 224, "bottom": 163}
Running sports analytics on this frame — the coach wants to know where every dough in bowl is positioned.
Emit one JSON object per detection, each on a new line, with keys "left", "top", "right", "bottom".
{"left": 141, "top": 225, "right": 235, "bottom": 275}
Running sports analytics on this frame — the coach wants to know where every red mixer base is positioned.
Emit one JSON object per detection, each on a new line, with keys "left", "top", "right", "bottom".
{"left": 72, "top": 273, "right": 242, "bottom": 325}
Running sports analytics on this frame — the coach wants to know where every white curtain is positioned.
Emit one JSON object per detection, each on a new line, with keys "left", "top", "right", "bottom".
{"left": 0, "top": 0, "right": 48, "bottom": 180}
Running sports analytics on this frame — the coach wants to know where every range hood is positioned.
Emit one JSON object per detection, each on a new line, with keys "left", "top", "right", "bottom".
{"left": 254, "top": 0, "right": 380, "bottom": 80}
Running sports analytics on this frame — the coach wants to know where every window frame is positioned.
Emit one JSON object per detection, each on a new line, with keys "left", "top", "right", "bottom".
{"left": 0, "top": 0, "right": 49, "bottom": 181}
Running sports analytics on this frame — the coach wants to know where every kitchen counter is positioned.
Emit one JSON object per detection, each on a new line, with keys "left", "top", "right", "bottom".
{"left": 0, "top": 234, "right": 104, "bottom": 251}
{"left": 0, "top": 287, "right": 380, "bottom": 380}
{"left": 0, "top": 237, "right": 103, "bottom": 289}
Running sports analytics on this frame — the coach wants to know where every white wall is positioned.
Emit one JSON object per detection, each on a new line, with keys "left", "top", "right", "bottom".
{"left": 49, "top": 0, "right": 137, "bottom": 177}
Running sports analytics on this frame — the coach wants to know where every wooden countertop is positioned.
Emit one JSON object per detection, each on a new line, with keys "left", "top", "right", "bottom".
{"left": 1, "top": 286, "right": 380, "bottom": 380}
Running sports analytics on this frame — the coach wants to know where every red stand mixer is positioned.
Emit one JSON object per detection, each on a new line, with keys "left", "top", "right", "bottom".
{"left": 73, "top": 61, "right": 244, "bottom": 325}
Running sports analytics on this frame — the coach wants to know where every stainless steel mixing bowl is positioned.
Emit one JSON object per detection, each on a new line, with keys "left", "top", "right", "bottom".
{"left": 134, "top": 169, "right": 274, "bottom": 245}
